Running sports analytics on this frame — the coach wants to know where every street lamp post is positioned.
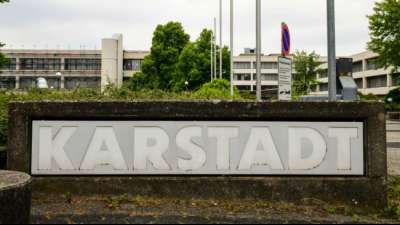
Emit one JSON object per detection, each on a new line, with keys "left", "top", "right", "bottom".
{"left": 256, "top": 0, "right": 262, "bottom": 102}
{"left": 327, "top": 0, "right": 337, "bottom": 101}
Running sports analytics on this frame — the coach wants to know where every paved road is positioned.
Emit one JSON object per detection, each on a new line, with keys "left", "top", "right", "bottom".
{"left": 387, "top": 120, "right": 400, "bottom": 175}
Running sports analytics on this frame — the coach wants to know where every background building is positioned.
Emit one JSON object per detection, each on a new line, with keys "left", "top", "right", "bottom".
{"left": 0, "top": 35, "right": 398, "bottom": 96}
{"left": 0, "top": 34, "right": 148, "bottom": 90}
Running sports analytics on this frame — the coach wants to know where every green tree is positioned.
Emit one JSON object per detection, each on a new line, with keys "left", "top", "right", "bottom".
{"left": 140, "top": 22, "right": 190, "bottom": 90}
{"left": 292, "top": 51, "right": 322, "bottom": 97}
{"left": 0, "top": 0, "right": 10, "bottom": 69}
{"left": 173, "top": 29, "right": 231, "bottom": 91}
{"left": 368, "top": 0, "right": 400, "bottom": 72}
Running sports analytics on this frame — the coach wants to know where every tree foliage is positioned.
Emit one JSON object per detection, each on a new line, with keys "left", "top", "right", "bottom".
{"left": 129, "top": 23, "right": 231, "bottom": 92}
{"left": 368, "top": 0, "right": 400, "bottom": 72}
{"left": 292, "top": 51, "right": 322, "bottom": 97}
{"left": 172, "top": 29, "right": 231, "bottom": 91}
{"left": 139, "top": 22, "right": 190, "bottom": 90}
{"left": 0, "top": 0, "right": 9, "bottom": 69}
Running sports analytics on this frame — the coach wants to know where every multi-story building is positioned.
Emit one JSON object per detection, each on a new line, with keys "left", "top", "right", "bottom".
{"left": 233, "top": 49, "right": 399, "bottom": 97}
{"left": 314, "top": 51, "right": 399, "bottom": 96}
{"left": 0, "top": 35, "right": 397, "bottom": 97}
{"left": 0, "top": 34, "right": 148, "bottom": 90}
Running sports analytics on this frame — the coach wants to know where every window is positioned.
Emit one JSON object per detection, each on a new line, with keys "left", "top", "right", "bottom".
{"left": 20, "top": 58, "right": 61, "bottom": 70}
{"left": 366, "top": 58, "right": 381, "bottom": 71}
{"left": 320, "top": 83, "right": 328, "bottom": 91}
{"left": 262, "top": 62, "right": 278, "bottom": 70}
{"left": 65, "top": 59, "right": 101, "bottom": 71}
{"left": 123, "top": 59, "right": 143, "bottom": 71}
{"left": 352, "top": 61, "right": 363, "bottom": 73}
{"left": 261, "top": 74, "right": 278, "bottom": 81}
{"left": 367, "top": 75, "right": 387, "bottom": 88}
{"left": 234, "top": 62, "right": 251, "bottom": 70}
{"left": 234, "top": 74, "right": 251, "bottom": 81}
{"left": 392, "top": 73, "right": 400, "bottom": 87}
{"left": 65, "top": 77, "right": 100, "bottom": 89}
{"left": 0, "top": 77, "right": 15, "bottom": 89}
{"left": 2, "top": 58, "right": 16, "bottom": 70}
{"left": 319, "top": 69, "right": 328, "bottom": 78}
{"left": 354, "top": 78, "right": 363, "bottom": 89}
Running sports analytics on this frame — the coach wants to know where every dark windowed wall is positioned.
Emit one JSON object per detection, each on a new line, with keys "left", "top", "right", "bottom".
{"left": 355, "top": 78, "right": 363, "bottom": 89}
{"left": 123, "top": 59, "right": 143, "bottom": 71}
{"left": 319, "top": 69, "right": 328, "bottom": 78}
{"left": 261, "top": 74, "right": 278, "bottom": 81}
{"left": 0, "top": 77, "right": 16, "bottom": 89}
{"left": 367, "top": 75, "right": 387, "bottom": 88}
{"left": 20, "top": 58, "right": 61, "bottom": 70}
{"left": 366, "top": 58, "right": 380, "bottom": 71}
{"left": 234, "top": 62, "right": 251, "bottom": 69}
{"left": 252, "top": 62, "right": 278, "bottom": 70}
{"left": 2, "top": 58, "right": 16, "bottom": 70}
{"left": 320, "top": 83, "right": 329, "bottom": 92}
{"left": 353, "top": 61, "right": 363, "bottom": 73}
{"left": 392, "top": 73, "right": 400, "bottom": 87}
{"left": 65, "top": 77, "right": 100, "bottom": 89}
{"left": 65, "top": 59, "right": 101, "bottom": 71}
{"left": 234, "top": 74, "right": 251, "bottom": 81}
{"left": 20, "top": 77, "right": 37, "bottom": 90}
{"left": 47, "top": 78, "right": 61, "bottom": 89}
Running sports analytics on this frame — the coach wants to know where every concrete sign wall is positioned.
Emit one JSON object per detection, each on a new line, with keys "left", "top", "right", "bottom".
{"left": 31, "top": 121, "right": 364, "bottom": 175}
{"left": 7, "top": 101, "right": 387, "bottom": 208}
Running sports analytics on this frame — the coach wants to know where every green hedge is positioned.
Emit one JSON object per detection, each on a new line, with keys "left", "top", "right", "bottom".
{"left": 0, "top": 81, "right": 246, "bottom": 146}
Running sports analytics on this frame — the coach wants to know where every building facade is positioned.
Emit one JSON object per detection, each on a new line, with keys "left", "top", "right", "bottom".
{"left": 0, "top": 34, "right": 148, "bottom": 90}
{"left": 313, "top": 51, "right": 399, "bottom": 96}
{"left": 0, "top": 35, "right": 397, "bottom": 96}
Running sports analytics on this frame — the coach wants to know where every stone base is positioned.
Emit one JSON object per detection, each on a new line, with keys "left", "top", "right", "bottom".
{"left": 0, "top": 171, "right": 31, "bottom": 224}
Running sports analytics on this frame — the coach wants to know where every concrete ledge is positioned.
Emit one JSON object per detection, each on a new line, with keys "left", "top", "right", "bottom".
{"left": 0, "top": 170, "right": 31, "bottom": 224}
{"left": 7, "top": 101, "right": 388, "bottom": 209}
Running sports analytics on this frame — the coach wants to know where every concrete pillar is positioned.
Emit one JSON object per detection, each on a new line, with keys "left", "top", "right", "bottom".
{"left": 15, "top": 58, "right": 20, "bottom": 71}
{"left": 61, "top": 58, "right": 65, "bottom": 71}
{"left": 15, "top": 76, "right": 20, "bottom": 90}
{"left": 60, "top": 76, "right": 65, "bottom": 90}
{"left": 388, "top": 73, "right": 393, "bottom": 87}
{"left": 363, "top": 77, "right": 367, "bottom": 90}
{"left": 101, "top": 34, "right": 123, "bottom": 90}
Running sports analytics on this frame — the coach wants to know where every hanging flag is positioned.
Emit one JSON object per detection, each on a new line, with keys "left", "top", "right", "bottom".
{"left": 281, "top": 22, "right": 291, "bottom": 57}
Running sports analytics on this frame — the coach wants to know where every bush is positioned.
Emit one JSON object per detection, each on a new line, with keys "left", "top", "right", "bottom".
{"left": 194, "top": 79, "right": 241, "bottom": 100}
{"left": 0, "top": 85, "right": 252, "bottom": 146}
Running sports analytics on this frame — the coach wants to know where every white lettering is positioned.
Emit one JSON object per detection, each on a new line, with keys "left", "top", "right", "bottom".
{"left": 80, "top": 127, "right": 127, "bottom": 170}
{"left": 288, "top": 128, "right": 327, "bottom": 170}
{"left": 38, "top": 126, "right": 76, "bottom": 170}
{"left": 208, "top": 127, "right": 239, "bottom": 170}
{"left": 238, "top": 128, "right": 284, "bottom": 170}
{"left": 134, "top": 127, "right": 170, "bottom": 170}
{"left": 177, "top": 126, "right": 206, "bottom": 171}
{"left": 329, "top": 128, "right": 358, "bottom": 170}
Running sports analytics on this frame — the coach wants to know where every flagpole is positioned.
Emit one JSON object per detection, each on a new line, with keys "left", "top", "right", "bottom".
{"left": 211, "top": 25, "right": 214, "bottom": 81}
{"left": 256, "top": 0, "right": 262, "bottom": 102}
{"left": 230, "top": 0, "right": 234, "bottom": 97}
{"left": 327, "top": 0, "right": 337, "bottom": 101}
{"left": 219, "top": 0, "right": 223, "bottom": 79}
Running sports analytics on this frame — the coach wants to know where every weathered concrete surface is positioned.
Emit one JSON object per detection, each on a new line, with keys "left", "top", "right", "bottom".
{"left": 7, "top": 101, "right": 388, "bottom": 209}
{"left": 31, "top": 194, "right": 398, "bottom": 224}
{"left": 0, "top": 170, "right": 31, "bottom": 224}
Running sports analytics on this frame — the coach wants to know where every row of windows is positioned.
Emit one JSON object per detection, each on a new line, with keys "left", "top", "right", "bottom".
{"left": 2, "top": 58, "right": 102, "bottom": 71}
{"left": 234, "top": 74, "right": 278, "bottom": 81}
{"left": 2, "top": 58, "right": 146, "bottom": 72}
{"left": 233, "top": 62, "right": 278, "bottom": 70}
{"left": 123, "top": 59, "right": 143, "bottom": 71}
{"left": 65, "top": 59, "right": 101, "bottom": 71}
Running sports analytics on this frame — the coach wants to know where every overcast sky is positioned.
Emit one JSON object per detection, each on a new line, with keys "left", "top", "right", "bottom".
{"left": 0, "top": 0, "right": 378, "bottom": 56}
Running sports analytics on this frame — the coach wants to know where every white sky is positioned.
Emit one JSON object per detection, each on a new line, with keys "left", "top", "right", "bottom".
{"left": 0, "top": 0, "right": 378, "bottom": 56}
